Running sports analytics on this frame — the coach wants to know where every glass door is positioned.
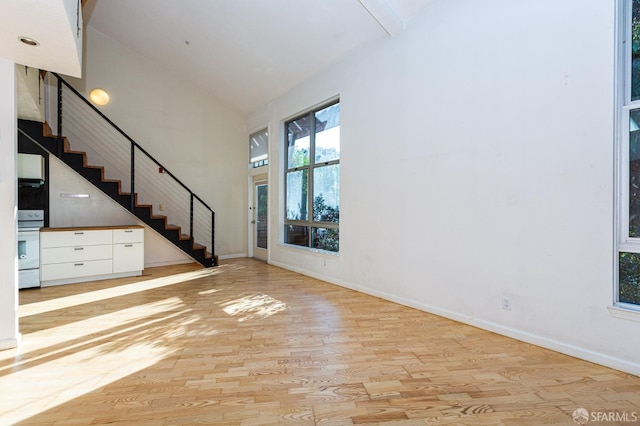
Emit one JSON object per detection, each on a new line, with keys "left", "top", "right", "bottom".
{"left": 252, "top": 178, "right": 268, "bottom": 261}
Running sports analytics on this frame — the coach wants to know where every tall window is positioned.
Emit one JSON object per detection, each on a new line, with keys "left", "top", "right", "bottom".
{"left": 618, "top": 0, "right": 640, "bottom": 308}
{"left": 284, "top": 101, "right": 340, "bottom": 252}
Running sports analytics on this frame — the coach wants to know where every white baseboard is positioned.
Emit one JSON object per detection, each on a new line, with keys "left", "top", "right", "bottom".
{"left": 0, "top": 335, "right": 20, "bottom": 351}
{"left": 269, "top": 260, "right": 640, "bottom": 377}
{"left": 218, "top": 253, "right": 247, "bottom": 260}
{"left": 144, "top": 259, "right": 195, "bottom": 268}
{"left": 143, "top": 253, "right": 247, "bottom": 268}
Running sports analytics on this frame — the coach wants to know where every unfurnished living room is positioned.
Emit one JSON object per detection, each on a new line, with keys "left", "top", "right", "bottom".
{"left": 1, "top": 0, "right": 640, "bottom": 425}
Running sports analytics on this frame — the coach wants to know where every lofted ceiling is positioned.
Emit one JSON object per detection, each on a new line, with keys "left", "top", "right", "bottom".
{"left": 84, "top": 0, "right": 434, "bottom": 114}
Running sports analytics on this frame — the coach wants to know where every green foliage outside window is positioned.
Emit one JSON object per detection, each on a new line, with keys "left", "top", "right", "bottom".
{"left": 619, "top": 252, "right": 640, "bottom": 305}
{"left": 313, "top": 195, "right": 339, "bottom": 222}
{"left": 313, "top": 227, "right": 339, "bottom": 252}
{"left": 632, "top": 0, "right": 640, "bottom": 100}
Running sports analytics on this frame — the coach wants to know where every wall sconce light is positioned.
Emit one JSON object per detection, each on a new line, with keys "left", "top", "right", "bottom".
{"left": 89, "top": 88, "right": 110, "bottom": 106}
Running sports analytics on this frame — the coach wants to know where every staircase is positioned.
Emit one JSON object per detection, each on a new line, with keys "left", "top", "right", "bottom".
{"left": 18, "top": 74, "right": 217, "bottom": 267}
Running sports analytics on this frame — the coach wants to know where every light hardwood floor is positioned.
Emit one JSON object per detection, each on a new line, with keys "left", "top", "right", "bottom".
{"left": 2, "top": 258, "right": 639, "bottom": 425}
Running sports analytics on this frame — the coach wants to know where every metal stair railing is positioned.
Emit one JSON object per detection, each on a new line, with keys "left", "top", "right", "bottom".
{"left": 52, "top": 72, "right": 215, "bottom": 266}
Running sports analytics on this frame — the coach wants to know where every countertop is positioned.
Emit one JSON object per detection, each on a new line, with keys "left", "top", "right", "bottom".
{"left": 40, "top": 225, "right": 144, "bottom": 232}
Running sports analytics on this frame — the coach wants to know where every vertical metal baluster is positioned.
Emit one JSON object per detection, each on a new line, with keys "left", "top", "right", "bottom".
{"left": 57, "top": 77, "right": 63, "bottom": 158}
{"left": 130, "top": 143, "right": 135, "bottom": 212}
{"left": 211, "top": 210, "right": 215, "bottom": 265}
{"left": 189, "top": 194, "right": 194, "bottom": 255}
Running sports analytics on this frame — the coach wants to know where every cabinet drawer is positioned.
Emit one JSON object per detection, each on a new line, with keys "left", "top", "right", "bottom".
{"left": 41, "top": 230, "right": 112, "bottom": 248}
{"left": 41, "top": 259, "right": 112, "bottom": 281}
{"left": 113, "top": 228, "right": 144, "bottom": 244}
{"left": 41, "top": 245, "right": 112, "bottom": 265}
{"left": 113, "top": 243, "right": 144, "bottom": 273}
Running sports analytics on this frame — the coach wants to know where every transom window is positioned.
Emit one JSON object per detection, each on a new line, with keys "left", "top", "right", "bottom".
{"left": 250, "top": 128, "right": 268, "bottom": 168}
{"left": 284, "top": 101, "right": 340, "bottom": 252}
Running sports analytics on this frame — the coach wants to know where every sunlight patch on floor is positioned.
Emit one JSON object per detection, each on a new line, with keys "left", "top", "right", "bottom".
{"left": 222, "top": 294, "right": 287, "bottom": 322}
{"left": 0, "top": 341, "right": 173, "bottom": 425}
{"left": 1, "top": 297, "right": 187, "bottom": 366}
{"left": 20, "top": 268, "right": 220, "bottom": 317}
{"left": 0, "top": 296, "right": 199, "bottom": 424}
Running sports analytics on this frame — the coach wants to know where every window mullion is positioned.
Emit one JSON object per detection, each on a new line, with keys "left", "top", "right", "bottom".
{"left": 309, "top": 112, "right": 316, "bottom": 238}
{"left": 622, "top": 105, "right": 632, "bottom": 244}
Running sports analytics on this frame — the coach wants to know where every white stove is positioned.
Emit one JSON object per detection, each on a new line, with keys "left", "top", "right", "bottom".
{"left": 18, "top": 210, "right": 43, "bottom": 289}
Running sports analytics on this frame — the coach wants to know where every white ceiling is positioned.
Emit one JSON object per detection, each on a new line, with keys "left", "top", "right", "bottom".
{"left": 84, "top": 0, "right": 433, "bottom": 114}
{"left": 0, "top": 0, "right": 83, "bottom": 77}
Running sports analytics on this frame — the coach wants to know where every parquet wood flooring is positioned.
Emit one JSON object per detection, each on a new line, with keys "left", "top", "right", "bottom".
{"left": 1, "top": 258, "right": 639, "bottom": 425}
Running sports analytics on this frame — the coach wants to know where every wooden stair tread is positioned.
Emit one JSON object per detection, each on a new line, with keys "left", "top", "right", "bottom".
{"left": 42, "top": 122, "right": 54, "bottom": 137}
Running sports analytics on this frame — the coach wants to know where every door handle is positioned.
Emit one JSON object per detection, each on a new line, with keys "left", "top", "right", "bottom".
{"left": 251, "top": 220, "right": 256, "bottom": 224}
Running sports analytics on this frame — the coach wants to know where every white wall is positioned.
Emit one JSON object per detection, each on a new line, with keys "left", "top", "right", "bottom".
{"left": 16, "top": 65, "right": 45, "bottom": 121}
{"left": 248, "top": 0, "right": 639, "bottom": 374}
{"left": 48, "top": 155, "right": 192, "bottom": 267}
{"left": 61, "top": 27, "right": 247, "bottom": 258}
{"left": 0, "top": 60, "right": 19, "bottom": 349}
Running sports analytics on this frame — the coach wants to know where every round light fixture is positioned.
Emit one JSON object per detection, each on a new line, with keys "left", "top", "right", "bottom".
{"left": 18, "top": 36, "right": 39, "bottom": 46}
{"left": 89, "top": 88, "right": 110, "bottom": 106}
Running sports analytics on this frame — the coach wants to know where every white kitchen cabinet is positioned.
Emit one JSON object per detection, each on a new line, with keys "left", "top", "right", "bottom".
{"left": 113, "top": 228, "right": 143, "bottom": 244}
{"left": 113, "top": 228, "right": 144, "bottom": 274}
{"left": 40, "top": 229, "right": 112, "bottom": 248}
{"left": 41, "top": 244, "right": 112, "bottom": 264}
{"left": 40, "top": 226, "right": 144, "bottom": 287}
{"left": 41, "top": 259, "right": 112, "bottom": 282}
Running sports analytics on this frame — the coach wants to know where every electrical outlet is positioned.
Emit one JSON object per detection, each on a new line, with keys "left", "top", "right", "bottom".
{"left": 502, "top": 296, "right": 512, "bottom": 311}
{"left": 159, "top": 204, "right": 165, "bottom": 211}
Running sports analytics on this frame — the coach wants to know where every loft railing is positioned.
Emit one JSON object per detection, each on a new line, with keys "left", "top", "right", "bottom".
{"left": 51, "top": 72, "right": 215, "bottom": 264}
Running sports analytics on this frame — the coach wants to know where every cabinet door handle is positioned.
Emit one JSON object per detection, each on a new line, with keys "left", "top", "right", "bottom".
{"left": 125, "top": 230, "right": 133, "bottom": 233}
{"left": 74, "top": 247, "right": 84, "bottom": 251}
{"left": 125, "top": 244, "right": 133, "bottom": 247}
{"left": 74, "top": 232, "right": 84, "bottom": 235}
{"left": 74, "top": 263, "right": 84, "bottom": 266}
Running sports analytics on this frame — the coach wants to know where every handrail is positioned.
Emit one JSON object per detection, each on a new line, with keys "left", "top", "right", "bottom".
{"left": 52, "top": 72, "right": 215, "bottom": 264}
{"left": 52, "top": 74, "right": 215, "bottom": 213}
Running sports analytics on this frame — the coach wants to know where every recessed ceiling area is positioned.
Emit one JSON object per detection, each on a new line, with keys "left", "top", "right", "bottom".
{"left": 84, "top": 0, "right": 434, "bottom": 114}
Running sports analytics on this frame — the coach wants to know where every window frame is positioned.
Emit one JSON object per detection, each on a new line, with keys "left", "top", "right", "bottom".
{"left": 615, "top": 0, "right": 640, "bottom": 311}
{"left": 283, "top": 99, "right": 340, "bottom": 253}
